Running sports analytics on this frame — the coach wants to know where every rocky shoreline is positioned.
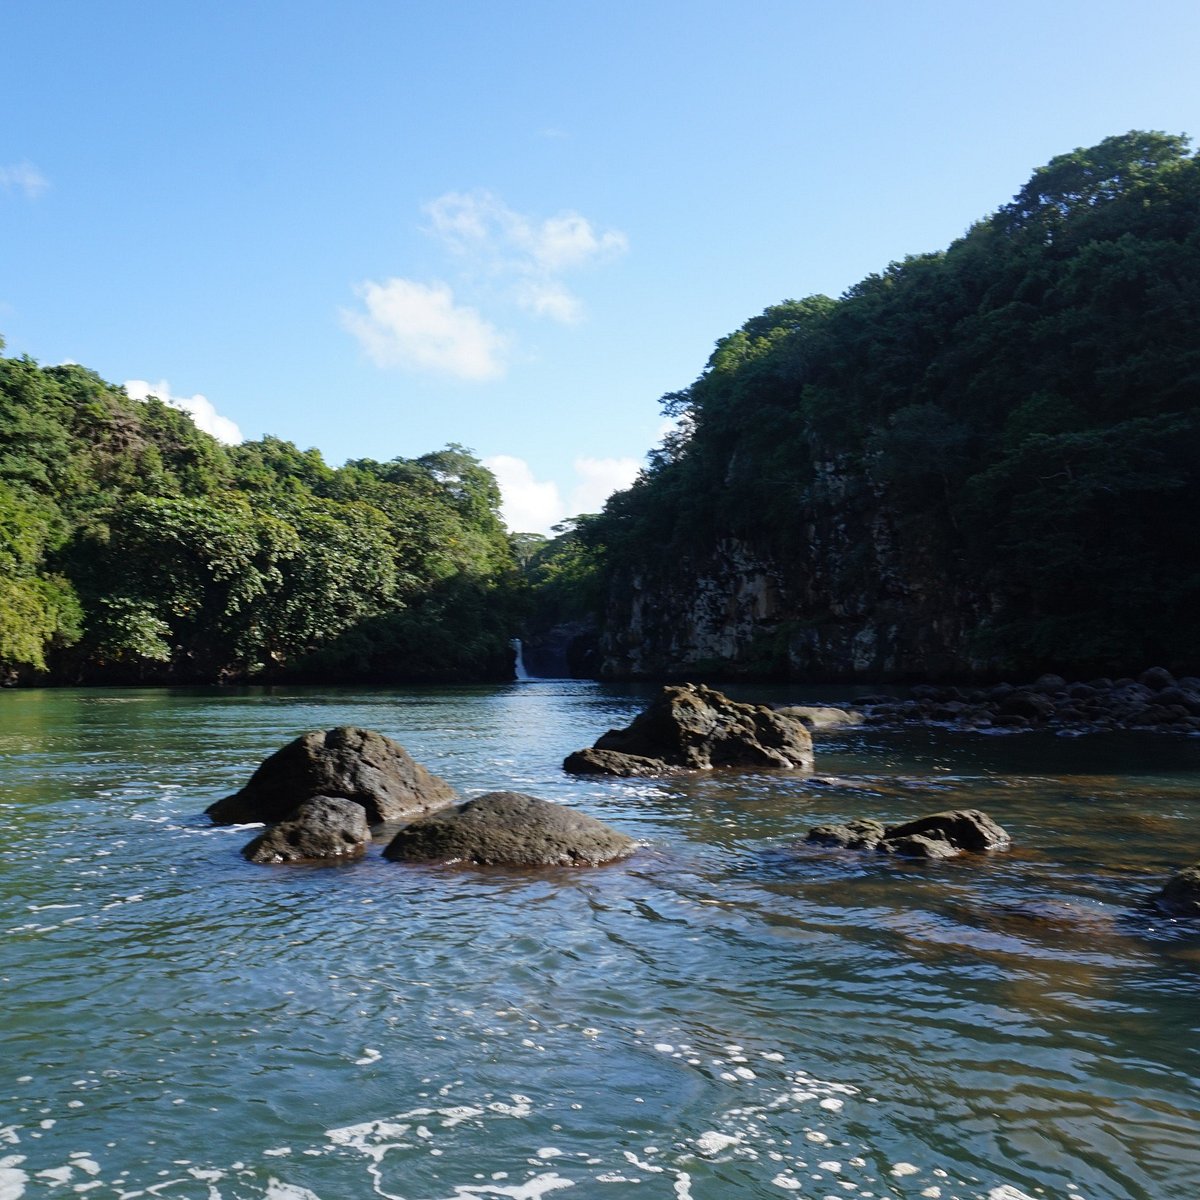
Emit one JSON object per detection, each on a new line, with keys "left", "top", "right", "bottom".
{"left": 850, "top": 667, "right": 1200, "bottom": 735}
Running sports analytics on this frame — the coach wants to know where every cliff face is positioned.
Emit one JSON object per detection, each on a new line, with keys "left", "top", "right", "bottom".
{"left": 586, "top": 136, "right": 1200, "bottom": 683}
{"left": 597, "top": 462, "right": 992, "bottom": 681}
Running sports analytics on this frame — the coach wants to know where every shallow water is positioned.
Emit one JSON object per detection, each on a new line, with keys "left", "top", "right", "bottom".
{"left": 1, "top": 681, "right": 1198, "bottom": 1200}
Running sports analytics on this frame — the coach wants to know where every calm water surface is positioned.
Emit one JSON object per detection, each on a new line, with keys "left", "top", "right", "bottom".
{"left": 1, "top": 682, "right": 1198, "bottom": 1200}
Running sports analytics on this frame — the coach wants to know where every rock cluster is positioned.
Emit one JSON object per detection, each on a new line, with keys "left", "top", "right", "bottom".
{"left": 383, "top": 791, "right": 636, "bottom": 867}
{"left": 855, "top": 668, "right": 1200, "bottom": 734}
{"left": 806, "top": 809, "right": 1011, "bottom": 859}
{"left": 211, "top": 726, "right": 634, "bottom": 870}
{"left": 564, "top": 683, "right": 814, "bottom": 776}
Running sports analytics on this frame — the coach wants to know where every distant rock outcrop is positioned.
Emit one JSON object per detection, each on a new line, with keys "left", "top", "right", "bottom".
{"left": 806, "top": 808, "right": 1010, "bottom": 859}
{"left": 853, "top": 669, "right": 1200, "bottom": 734}
{"left": 207, "top": 726, "right": 458, "bottom": 825}
{"left": 564, "top": 683, "right": 815, "bottom": 776}
{"left": 383, "top": 791, "right": 636, "bottom": 867}
{"left": 242, "top": 796, "right": 371, "bottom": 864}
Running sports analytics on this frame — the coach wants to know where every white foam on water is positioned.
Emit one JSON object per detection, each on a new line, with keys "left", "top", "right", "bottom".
{"left": 354, "top": 1048, "right": 382, "bottom": 1065}
{"left": 0, "top": 1133, "right": 17, "bottom": 1148}
{"left": 772, "top": 1176, "right": 802, "bottom": 1191}
{"left": 37, "top": 1168, "right": 73, "bottom": 1184}
{"left": 694, "top": 1131, "right": 741, "bottom": 1156}
{"left": 987, "top": 1189, "right": 1037, "bottom": 1200}
{"left": 439, "top": 1174, "right": 574, "bottom": 1199}
{"left": 265, "top": 1181, "right": 323, "bottom": 1200}
{"left": 891, "top": 1162, "right": 919, "bottom": 1177}
{"left": 0, "top": 1159, "right": 27, "bottom": 1200}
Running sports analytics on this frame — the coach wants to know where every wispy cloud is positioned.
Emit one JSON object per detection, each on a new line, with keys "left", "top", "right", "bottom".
{"left": 0, "top": 161, "right": 49, "bottom": 200}
{"left": 345, "top": 192, "right": 625, "bottom": 379}
{"left": 483, "top": 453, "right": 641, "bottom": 534}
{"left": 425, "top": 190, "right": 627, "bottom": 324}
{"left": 341, "top": 278, "right": 507, "bottom": 381}
{"left": 124, "top": 379, "right": 243, "bottom": 444}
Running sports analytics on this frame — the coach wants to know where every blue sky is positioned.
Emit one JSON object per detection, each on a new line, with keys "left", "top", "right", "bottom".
{"left": 3, "top": 1, "right": 1199, "bottom": 532}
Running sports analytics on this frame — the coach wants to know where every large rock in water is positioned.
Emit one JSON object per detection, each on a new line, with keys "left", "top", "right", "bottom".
{"left": 805, "top": 808, "right": 1010, "bottom": 859}
{"left": 207, "top": 726, "right": 458, "bottom": 826}
{"left": 564, "top": 683, "right": 814, "bottom": 776}
{"left": 383, "top": 791, "right": 636, "bottom": 867}
{"left": 1152, "top": 863, "right": 1200, "bottom": 916}
{"left": 242, "top": 796, "right": 371, "bottom": 864}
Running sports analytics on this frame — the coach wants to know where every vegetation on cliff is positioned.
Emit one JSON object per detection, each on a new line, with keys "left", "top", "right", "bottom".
{"left": 0, "top": 349, "right": 517, "bottom": 683}
{"left": 581, "top": 131, "right": 1200, "bottom": 679}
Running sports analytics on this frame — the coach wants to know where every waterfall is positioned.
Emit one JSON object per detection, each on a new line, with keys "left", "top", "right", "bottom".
{"left": 510, "top": 637, "right": 532, "bottom": 682}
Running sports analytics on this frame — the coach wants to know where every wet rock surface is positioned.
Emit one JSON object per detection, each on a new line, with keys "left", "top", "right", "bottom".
{"left": 854, "top": 668, "right": 1200, "bottom": 735}
{"left": 383, "top": 791, "right": 636, "bottom": 867}
{"left": 805, "top": 808, "right": 1010, "bottom": 859}
{"left": 242, "top": 796, "right": 371, "bottom": 864}
{"left": 207, "top": 725, "right": 458, "bottom": 825}
{"left": 565, "top": 683, "right": 814, "bottom": 776}
{"left": 1151, "top": 863, "right": 1200, "bottom": 917}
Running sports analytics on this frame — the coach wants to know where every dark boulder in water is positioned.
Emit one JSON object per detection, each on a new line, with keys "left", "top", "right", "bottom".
{"left": 883, "top": 809, "right": 1011, "bottom": 853}
{"left": 805, "top": 808, "right": 1010, "bottom": 859}
{"left": 207, "top": 726, "right": 458, "bottom": 826}
{"left": 384, "top": 791, "right": 636, "bottom": 868}
{"left": 565, "top": 683, "right": 814, "bottom": 776}
{"left": 242, "top": 796, "right": 371, "bottom": 864}
{"left": 1151, "top": 863, "right": 1200, "bottom": 917}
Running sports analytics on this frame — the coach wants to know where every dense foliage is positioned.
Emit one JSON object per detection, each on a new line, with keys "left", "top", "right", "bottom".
{"left": 0, "top": 351, "right": 517, "bottom": 682}
{"left": 585, "top": 132, "right": 1200, "bottom": 678}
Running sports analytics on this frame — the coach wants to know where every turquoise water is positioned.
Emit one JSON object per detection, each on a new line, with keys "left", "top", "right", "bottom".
{"left": 1, "top": 682, "right": 1198, "bottom": 1200}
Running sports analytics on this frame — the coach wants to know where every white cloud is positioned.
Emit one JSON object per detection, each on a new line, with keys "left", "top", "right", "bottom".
{"left": 424, "top": 190, "right": 627, "bottom": 324}
{"left": 483, "top": 454, "right": 565, "bottom": 534}
{"left": 483, "top": 453, "right": 642, "bottom": 535}
{"left": 124, "top": 379, "right": 243, "bottom": 444}
{"left": 0, "top": 161, "right": 49, "bottom": 200}
{"left": 512, "top": 279, "right": 583, "bottom": 324}
{"left": 568, "top": 456, "right": 641, "bottom": 516}
{"left": 341, "top": 278, "right": 507, "bottom": 381}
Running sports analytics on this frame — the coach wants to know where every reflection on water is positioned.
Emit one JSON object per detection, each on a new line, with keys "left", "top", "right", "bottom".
{"left": 1, "top": 682, "right": 1198, "bottom": 1199}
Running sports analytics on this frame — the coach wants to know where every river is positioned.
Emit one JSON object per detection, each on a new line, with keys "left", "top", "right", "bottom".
{"left": 1, "top": 681, "right": 1198, "bottom": 1200}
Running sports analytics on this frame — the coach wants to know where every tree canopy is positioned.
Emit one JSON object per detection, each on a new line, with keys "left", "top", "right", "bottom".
{"left": 0, "top": 357, "right": 519, "bottom": 683}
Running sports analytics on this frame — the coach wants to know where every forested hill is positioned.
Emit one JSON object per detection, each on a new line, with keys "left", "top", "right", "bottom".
{"left": 580, "top": 131, "right": 1200, "bottom": 681}
{"left": 0, "top": 352, "right": 518, "bottom": 684}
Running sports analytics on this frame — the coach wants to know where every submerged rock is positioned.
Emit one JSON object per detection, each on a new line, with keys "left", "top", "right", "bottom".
{"left": 562, "top": 747, "right": 681, "bottom": 777}
{"left": 383, "top": 791, "right": 636, "bottom": 867}
{"left": 775, "top": 705, "right": 863, "bottom": 732}
{"left": 242, "top": 796, "right": 370, "bottom": 864}
{"left": 806, "top": 818, "right": 886, "bottom": 850}
{"left": 565, "top": 683, "right": 814, "bottom": 777}
{"left": 207, "top": 726, "right": 458, "bottom": 826}
{"left": 1151, "top": 863, "right": 1200, "bottom": 917}
{"left": 805, "top": 808, "right": 1010, "bottom": 859}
